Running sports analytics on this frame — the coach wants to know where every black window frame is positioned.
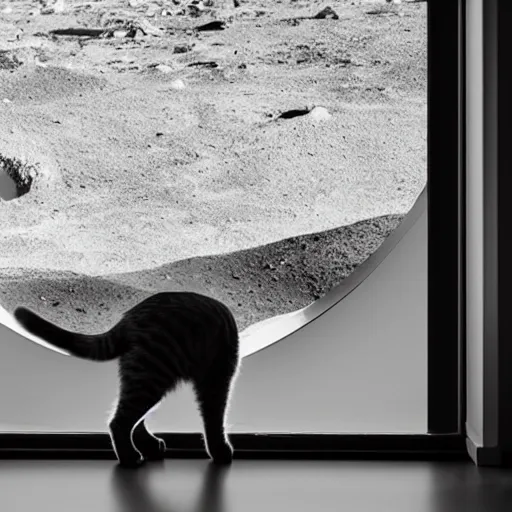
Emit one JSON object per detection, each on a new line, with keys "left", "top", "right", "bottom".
{"left": 0, "top": 0, "right": 467, "bottom": 461}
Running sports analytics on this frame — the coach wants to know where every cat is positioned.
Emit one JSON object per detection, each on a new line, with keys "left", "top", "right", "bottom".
{"left": 14, "top": 291, "right": 240, "bottom": 468}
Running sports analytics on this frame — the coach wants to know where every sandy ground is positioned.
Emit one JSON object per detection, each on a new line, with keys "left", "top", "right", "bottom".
{"left": 0, "top": 0, "right": 426, "bottom": 332}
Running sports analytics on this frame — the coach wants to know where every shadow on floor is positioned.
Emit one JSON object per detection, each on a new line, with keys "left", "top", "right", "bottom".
{"left": 111, "top": 461, "right": 229, "bottom": 512}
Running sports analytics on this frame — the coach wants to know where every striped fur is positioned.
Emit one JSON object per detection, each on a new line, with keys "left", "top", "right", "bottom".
{"left": 14, "top": 292, "right": 240, "bottom": 467}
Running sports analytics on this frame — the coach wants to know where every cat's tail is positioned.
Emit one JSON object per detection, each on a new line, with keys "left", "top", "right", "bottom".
{"left": 13, "top": 306, "right": 127, "bottom": 361}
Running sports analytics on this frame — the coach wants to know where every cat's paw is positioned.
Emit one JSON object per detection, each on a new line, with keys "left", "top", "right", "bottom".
{"left": 117, "top": 454, "right": 145, "bottom": 469}
{"left": 140, "top": 438, "right": 167, "bottom": 461}
{"left": 210, "top": 443, "right": 233, "bottom": 465}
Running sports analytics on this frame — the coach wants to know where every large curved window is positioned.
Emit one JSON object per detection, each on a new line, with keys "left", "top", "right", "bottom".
{"left": 0, "top": 1, "right": 432, "bottom": 435}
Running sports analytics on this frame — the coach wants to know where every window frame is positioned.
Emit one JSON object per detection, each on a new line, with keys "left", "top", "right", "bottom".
{"left": 0, "top": 0, "right": 466, "bottom": 461}
{"left": 427, "top": 0, "right": 466, "bottom": 435}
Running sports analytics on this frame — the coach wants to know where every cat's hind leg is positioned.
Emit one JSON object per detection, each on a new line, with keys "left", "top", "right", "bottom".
{"left": 109, "top": 374, "right": 168, "bottom": 468}
{"left": 132, "top": 417, "right": 167, "bottom": 461}
{"left": 193, "top": 347, "right": 239, "bottom": 465}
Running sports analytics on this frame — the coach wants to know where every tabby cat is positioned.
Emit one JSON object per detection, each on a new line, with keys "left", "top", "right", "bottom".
{"left": 14, "top": 291, "right": 240, "bottom": 468}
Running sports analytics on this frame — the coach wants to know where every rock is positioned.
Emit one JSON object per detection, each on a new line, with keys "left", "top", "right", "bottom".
{"left": 188, "top": 1, "right": 206, "bottom": 16}
{"left": 173, "top": 44, "right": 191, "bottom": 53}
{"left": 41, "top": 0, "right": 65, "bottom": 14}
{"left": 146, "top": 4, "right": 159, "bottom": 17}
{"left": 187, "top": 60, "right": 218, "bottom": 68}
{"left": 137, "top": 19, "right": 163, "bottom": 36}
{"left": 170, "top": 79, "right": 186, "bottom": 89}
{"left": 313, "top": 6, "right": 339, "bottom": 20}
{"left": 309, "top": 106, "right": 331, "bottom": 122}
{"left": 156, "top": 64, "right": 173, "bottom": 73}
{"left": 2, "top": 6, "right": 13, "bottom": 14}
{"left": 195, "top": 20, "right": 226, "bottom": 31}
{"left": 278, "top": 108, "right": 310, "bottom": 120}
{"left": 54, "top": 0, "right": 65, "bottom": 12}
{"left": 0, "top": 50, "right": 21, "bottom": 70}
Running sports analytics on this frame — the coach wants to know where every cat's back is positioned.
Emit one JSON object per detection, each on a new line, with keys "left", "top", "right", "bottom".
{"left": 119, "top": 291, "right": 238, "bottom": 340}
{"left": 140, "top": 291, "right": 234, "bottom": 317}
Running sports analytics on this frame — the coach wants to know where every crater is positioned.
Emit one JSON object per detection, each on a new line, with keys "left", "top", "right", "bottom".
{"left": 0, "top": 155, "right": 39, "bottom": 201}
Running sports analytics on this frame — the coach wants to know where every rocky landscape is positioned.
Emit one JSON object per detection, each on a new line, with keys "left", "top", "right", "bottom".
{"left": 0, "top": 0, "right": 426, "bottom": 333}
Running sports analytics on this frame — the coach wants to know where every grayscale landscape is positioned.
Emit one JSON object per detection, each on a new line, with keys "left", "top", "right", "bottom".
{"left": 0, "top": 0, "right": 426, "bottom": 333}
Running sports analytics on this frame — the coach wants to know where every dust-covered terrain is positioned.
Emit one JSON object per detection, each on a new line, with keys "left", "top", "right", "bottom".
{"left": 0, "top": 0, "right": 426, "bottom": 332}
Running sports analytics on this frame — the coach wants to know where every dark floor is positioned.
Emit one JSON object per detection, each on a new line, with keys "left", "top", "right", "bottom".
{"left": 0, "top": 458, "right": 511, "bottom": 512}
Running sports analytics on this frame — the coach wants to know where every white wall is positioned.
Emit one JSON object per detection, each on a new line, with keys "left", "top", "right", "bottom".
{"left": 465, "top": 0, "right": 500, "bottom": 454}
{"left": 220, "top": 204, "right": 427, "bottom": 434}
{"left": 0, "top": 203, "right": 428, "bottom": 434}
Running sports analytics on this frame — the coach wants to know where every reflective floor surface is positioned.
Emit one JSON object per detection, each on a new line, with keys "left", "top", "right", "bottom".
{"left": 1, "top": 458, "right": 512, "bottom": 512}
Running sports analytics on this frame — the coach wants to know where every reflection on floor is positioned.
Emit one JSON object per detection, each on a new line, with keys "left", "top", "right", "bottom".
{"left": 0, "top": 458, "right": 511, "bottom": 512}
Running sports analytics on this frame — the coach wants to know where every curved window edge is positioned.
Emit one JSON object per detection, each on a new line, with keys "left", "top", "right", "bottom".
{"left": 0, "top": 187, "right": 427, "bottom": 360}
{"left": 238, "top": 186, "right": 427, "bottom": 357}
